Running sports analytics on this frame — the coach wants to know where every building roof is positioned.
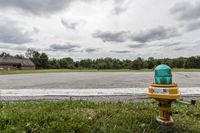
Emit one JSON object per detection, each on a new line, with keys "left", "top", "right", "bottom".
{"left": 0, "top": 57, "right": 35, "bottom": 66}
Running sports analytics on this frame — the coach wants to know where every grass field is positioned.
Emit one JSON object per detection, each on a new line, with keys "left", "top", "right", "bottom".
{"left": 0, "top": 100, "right": 199, "bottom": 132}
{"left": 0, "top": 68, "right": 200, "bottom": 75}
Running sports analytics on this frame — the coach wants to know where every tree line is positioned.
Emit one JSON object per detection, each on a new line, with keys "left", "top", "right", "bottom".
{"left": 1, "top": 49, "right": 200, "bottom": 69}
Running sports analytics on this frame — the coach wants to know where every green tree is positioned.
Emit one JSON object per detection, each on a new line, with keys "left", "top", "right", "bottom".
{"left": 79, "top": 59, "right": 93, "bottom": 68}
{"left": 14, "top": 54, "right": 25, "bottom": 59}
{"left": 122, "top": 59, "right": 132, "bottom": 69}
{"left": 40, "top": 53, "right": 49, "bottom": 69}
{"left": 146, "top": 57, "right": 155, "bottom": 69}
{"left": 59, "top": 57, "right": 75, "bottom": 69}
{"left": 113, "top": 59, "right": 121, "bottom": 69}
{"left": 184, "top": 56, "right": 200, "bottom": 68}
{"left": 95, "top": 58, "right": 107, "bottom": 69}
{"left": 48, "top": 58, "right": 60, "bottom": 69}
{"left": 0, "top": 52, "right": 12, "bottom": 57}
{"left": 28, "top": 50, "right": 40, "bottom": 69}
{"left": 132, "top": 57, "right": 144, "bottom": 70}
{"left": 104, "top": 57, "right": 113, "bottom": 69}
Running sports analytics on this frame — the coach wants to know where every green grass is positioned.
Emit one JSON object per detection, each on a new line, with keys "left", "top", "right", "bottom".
{"left": 0, "top": 100, "right": 199, "bottom": 132}
{"left": 0, "top": 68, "right": 200, "bottom": 75}
{"left": 0, "top": 69, "right": 151, "bottom": 74}
{"left": 172, "top": 68, "right": 200, "bottom": 72}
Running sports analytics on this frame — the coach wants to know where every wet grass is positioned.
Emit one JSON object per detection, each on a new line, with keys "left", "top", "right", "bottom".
{"left": 0, "top": 68, "right": 200, "bottom": 75}
{"left": 0, "top": 100, "right": 199, "bottom": 132}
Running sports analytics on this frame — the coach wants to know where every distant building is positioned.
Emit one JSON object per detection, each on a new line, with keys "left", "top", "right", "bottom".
{"left": 0, "top": 57, "right": 35, "bottom": 70}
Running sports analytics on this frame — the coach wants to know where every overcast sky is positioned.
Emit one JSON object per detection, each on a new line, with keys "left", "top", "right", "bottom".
{"left": 0, "top": 0, "right": 200, "bottom": 60}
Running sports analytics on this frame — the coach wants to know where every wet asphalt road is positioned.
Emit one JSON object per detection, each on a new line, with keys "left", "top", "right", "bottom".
{"left": 0, "top": 72, "right": 200, "bottom": 89}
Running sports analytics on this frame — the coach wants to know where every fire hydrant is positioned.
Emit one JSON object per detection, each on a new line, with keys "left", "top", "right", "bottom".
{"left": 147, "top": 64, "right": 181, "bottom": 125}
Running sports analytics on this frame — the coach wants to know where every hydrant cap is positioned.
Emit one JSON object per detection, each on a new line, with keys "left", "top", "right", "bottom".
{"left": 155, "top": 64, "right": 172, "bottom": 84}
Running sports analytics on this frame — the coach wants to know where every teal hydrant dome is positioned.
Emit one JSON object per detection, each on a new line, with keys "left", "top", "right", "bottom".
{"left": 154, "top": 64, "right": 172, "bottom": 84}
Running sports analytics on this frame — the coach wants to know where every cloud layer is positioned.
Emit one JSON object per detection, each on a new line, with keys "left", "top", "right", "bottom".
{"left": 110, "top": 50, "right": 131, "bottom": 54}
{"left": 170, "top": 1, "right": 200, "bottom": 21}
{"left": 61, "top": 19, "right": 79, "bottom": 30}
{"left": 85, "top": 48, "right": 98, "bottom": 53}
{"left": 93, "top": 26, "right": 179, "bottom": 43}
{"left": 0, "top": 0, "right": 72, "bottom": 15}
{"left": 49, "top": 43, "right": 80, "bottom": 52}
{"left": 0, "top": 21, "right": 33, "bottom": 44}
{"left": 130, "top": 26, "right": 179, "bottom": 43}
{"left": 92, "top": 30, "right": 129, "bottom": 43}
{"left": 0, "top": 0, "right": 199, "bottom": 59}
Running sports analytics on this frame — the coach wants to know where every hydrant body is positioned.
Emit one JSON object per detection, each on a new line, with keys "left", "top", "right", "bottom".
{"left": 147, "top": 64, "right": 181, "bottom": 125}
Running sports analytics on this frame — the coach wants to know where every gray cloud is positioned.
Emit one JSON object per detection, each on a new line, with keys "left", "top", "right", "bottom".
{"left": 0, "top": 0, "right": 72, "bottom": 15}
{"left": 33, "top": 27, "right": 40, "bottom": 33}
{"left": 173, "top": 47, "right": 185, "bottom": 51}
{"left": 0, "top": 44, "right": 27, "bottom": 51}
{"left": 194, "top": 40, "right": 200, "bottom": 44}
{"left": 158, "top": 42, "right": 180, "bottom": 47}
{"left": 130, "top": 26, "right": 180, "bottom": 43}
{"left": 14, "top": 46, "right": 28, "bottom": 51}
{"left": 0, "top": 21, "right": 33, "bottom": 44}
{"left": 185, "top": 21, "right": 200, "bottom": 31}
{"left": 170, "top": 2, "right": 200, "bottom": 21}
{"left": 61, "top": 19, "right": 79, "bottom": 30}
{"left": 85, "top": 48, "right": 98, "bottom": 53}
{"left": 93, "top": 26, "right": 179, "bottom": 43}
{"left": 49, "top": 43, "right": 80, "bottom": 51}
{"left": 128, "top": 44, "right": 146, "bottom": 48}
{"left": 114, "top": 6, "right": 127, "bottom": 15}
{"left": 110, "top": 50, "right": 131, "bottom": 54}
{"left": 92, "top": 30, "right": 129, "bottom": 42}
{"left": 165, "top": 42, "right": 180, "bottom": 47}
{"left": 112, "top": 0, "right": 129, "bottom": 15}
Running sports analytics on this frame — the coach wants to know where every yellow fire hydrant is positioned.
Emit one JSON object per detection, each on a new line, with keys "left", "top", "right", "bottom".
{"left": 147, "top": 64, "right": 181, "bottom": 125}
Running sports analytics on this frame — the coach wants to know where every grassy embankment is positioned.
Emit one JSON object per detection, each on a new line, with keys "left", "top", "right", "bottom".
{"left": 0, "top": 68, "right": 200, "bottom": 75}
{"left": 0, "top": 100, "right": 199, "bottom": 132}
